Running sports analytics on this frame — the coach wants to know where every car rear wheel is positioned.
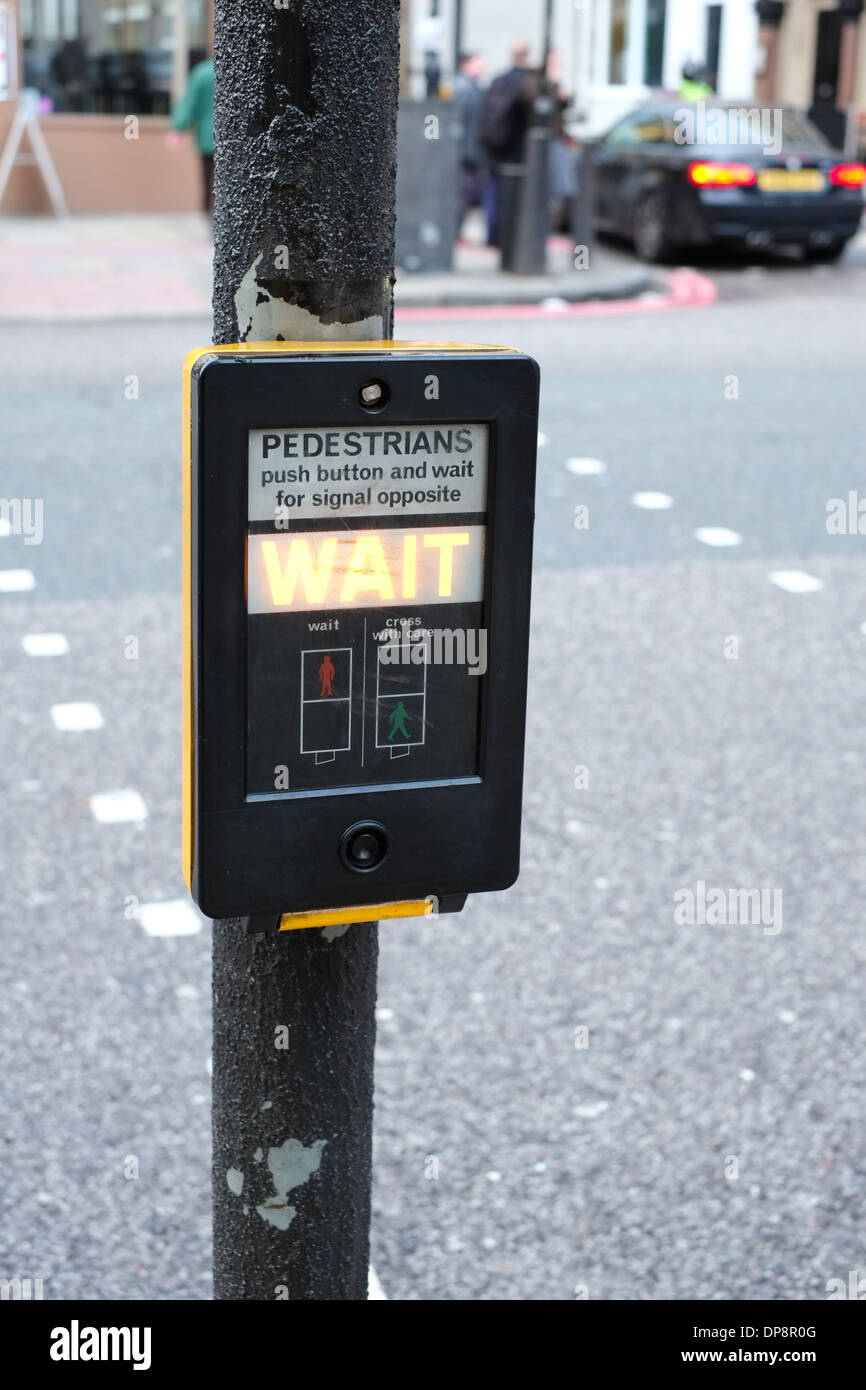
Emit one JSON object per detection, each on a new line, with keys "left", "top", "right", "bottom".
{"left": 802, "top": 240, "right": 848, "bottom": 263}
{"left": 632, "top": 190, "right": 677, "bottom": 264}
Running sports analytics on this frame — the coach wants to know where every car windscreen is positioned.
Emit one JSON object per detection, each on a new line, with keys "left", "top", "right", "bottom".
{"left": 721, "top": 107, "right": 828, "bottom": 149}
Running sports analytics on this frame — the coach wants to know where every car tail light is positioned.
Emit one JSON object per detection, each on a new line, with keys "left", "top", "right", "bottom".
{"left": 829, "top": 163, "right": 866, "bottom": 187}
{"left": 688, "top": 161, "right": 757, "bottom": 188}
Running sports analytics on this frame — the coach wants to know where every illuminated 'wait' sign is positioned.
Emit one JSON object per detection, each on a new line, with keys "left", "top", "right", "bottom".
{"left": 248, "top": 525, "right": 485, "bottom": 614}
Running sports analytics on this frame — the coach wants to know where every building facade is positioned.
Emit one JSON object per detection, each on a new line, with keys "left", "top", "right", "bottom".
{"left": 408, "top": 0, "right": 762, "bottom": 131}
{"left": 0, "top": 0, "right": 211, "bottom": 212}
{"left": 422, "top": 0, "right": 866, "bottom": 142}
{"left": 757, "top": 1, "right": 866, "bottom": 150}
{"left": 1, "top": 0, "right": 864, "bottom": 215}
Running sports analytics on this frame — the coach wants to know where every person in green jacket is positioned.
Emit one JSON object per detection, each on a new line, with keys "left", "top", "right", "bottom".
{"left": 167, "top": 59, "right": 215, "bottom": 215}
{"left": 679, "top": 62, "right": 714, "bottom": 103}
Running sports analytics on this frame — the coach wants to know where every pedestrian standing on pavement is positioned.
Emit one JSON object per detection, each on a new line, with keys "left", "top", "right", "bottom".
{"left": 679, "top": 62, "right": 713, "bottom": 102}
{"left": 479, "top": 40, "right": 535, "bottom": 248}
{"left": 166, "top": 58, "right": 215, "bottom": 217}
{"left": 454, "top": 52, "right": 488, "bottom": 232}
{"left": 545, "top": 48, "right": 576, "bottom": 234}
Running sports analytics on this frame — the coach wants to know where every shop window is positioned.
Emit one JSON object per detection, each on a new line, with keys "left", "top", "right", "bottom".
{"left": 644, "top": 0, "right": 667, "bottom": 89}
{"left": 704, "top": 4, "right": 722, "bottom": 92}
{"left": 21, "top": 0, "right": 208, "bottom": 115}
{"left": 608, "top": 0, "right": 628, "bottom": 85}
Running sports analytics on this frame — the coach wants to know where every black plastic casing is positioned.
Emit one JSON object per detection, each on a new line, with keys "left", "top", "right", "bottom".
{"left": 188, "top": 348, "right": 539, "bottom": 918}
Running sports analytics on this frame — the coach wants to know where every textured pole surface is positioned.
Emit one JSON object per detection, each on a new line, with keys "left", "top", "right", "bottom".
{"left": 213, "top": 0, "right": 399, "bottom": 345}
{"left": 212, "top": 923, "right": 380, "bottom": 1299}
{"left": 211, "top": 0, "right": 400, "bottom": 1301}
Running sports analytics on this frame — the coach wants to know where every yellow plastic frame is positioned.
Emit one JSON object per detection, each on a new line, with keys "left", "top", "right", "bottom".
{"left": 182, "top": 340, "right": 515, "bottom": 926}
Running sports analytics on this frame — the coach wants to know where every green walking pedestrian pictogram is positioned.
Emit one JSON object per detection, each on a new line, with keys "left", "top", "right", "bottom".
{"left": 387, "top": 700, "right": 412, "bottom": 741}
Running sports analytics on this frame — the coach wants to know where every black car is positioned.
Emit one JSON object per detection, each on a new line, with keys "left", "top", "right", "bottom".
{"left": 592, "top": 101, "right": 865, "bottom": 262}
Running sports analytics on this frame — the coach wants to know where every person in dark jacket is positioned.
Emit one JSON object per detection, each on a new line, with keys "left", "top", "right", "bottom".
{"left": 480, "top": 40, "right": 533, "bottom": 164}
{"left": 453, "top": 52, "right": 487, "bottom": 227}
{"left": 479, "top": 40, "right": 535, "bottom": 247}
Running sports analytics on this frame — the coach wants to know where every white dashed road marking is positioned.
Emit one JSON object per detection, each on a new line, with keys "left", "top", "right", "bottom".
{"left": 138, "top": 899, "right": 203, "bottom": 938}
{"left": 695, "top": 527, "right": 743, "bottom": 548}
{"left": 769, "top": 570, "right": 824, "bottom": 594}
{"left": 632, "top": 491, "right": 674, "bottom": 510}
{"left": 566, "top": 457, "right": 607, "bottom": 476}
{"left": 0, "top": 569, "right": 35, "bottom": 592}
{"left": 51, "top": 702, "right": 104, "bottom": 731}
{"left": 22, "top": 632, "right": 69, "bottom": 656}
{"left": 368, "top": 1266, "right": 387, "bottom": 1301}
{"left": 89, "top": 789, "right": 149, "bottom": 824}
{"left": 574, "top": 1100, "right": 610, "bottom": 1118}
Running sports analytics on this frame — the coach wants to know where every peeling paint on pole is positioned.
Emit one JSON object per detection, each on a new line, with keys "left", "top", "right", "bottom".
{"left": 226, "top": 1167, "right": 244, "bottom": 1196}
{"left": 234, "top": 255, "right": 387, "bottom": 343}
{"left": 255, "top": 1137, "right": 327, "bottom": 1230}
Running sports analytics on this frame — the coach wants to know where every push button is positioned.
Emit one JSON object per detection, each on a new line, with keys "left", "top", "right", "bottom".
{"left": 340, "top": 821, "right": 390, "bottom": 873}
{"left": 349, "top": 833, "right": 380, "bottom": 866}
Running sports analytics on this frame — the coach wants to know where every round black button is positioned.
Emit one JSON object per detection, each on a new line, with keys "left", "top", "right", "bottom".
{"left": 340, "top": 821, "right": 390, "bottom": 873}
{"left": 350, "top": 833, "right": 380, "bottom": 865}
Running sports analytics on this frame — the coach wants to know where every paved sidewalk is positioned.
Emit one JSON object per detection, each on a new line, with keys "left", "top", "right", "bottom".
{"left": 396, "top": 235, "right": 650, "bottom": 308}
{"left": 0, "top": 213, "right": 650, "bottom": 322}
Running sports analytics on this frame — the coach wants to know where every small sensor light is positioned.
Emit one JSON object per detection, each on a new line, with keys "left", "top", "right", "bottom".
{"left": 359, "top": 380, "right": 387, "bottom": 408}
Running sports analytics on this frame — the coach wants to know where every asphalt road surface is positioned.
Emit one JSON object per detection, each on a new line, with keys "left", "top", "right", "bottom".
{"left": 1, "top": 239, "right": 865, "bottom": 1300}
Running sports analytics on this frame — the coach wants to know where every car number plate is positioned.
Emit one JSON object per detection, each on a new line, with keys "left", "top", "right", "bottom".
{"left": 757, "top": 169, "right": 825, "bottom": 193}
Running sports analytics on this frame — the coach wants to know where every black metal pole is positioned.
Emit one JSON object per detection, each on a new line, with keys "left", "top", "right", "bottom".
{"left": 572, "top": 139, "right": 596, "bottom": 258}
{"left": 453, "top": 0, "right": 464, "bottom": 71}
{"left": 210, "top": 0, "right": 400, "bottom": 1301}
{"left": 212, "top": 0, "right": 398, "bottom": 347}
{"left": 542, "top": 0, "right": 555, "bottom": 74}
{"left": 508, "top": 0, "right": 556, "bottom": 276}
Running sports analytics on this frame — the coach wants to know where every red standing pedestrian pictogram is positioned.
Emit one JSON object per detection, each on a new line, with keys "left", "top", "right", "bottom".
{"left": 318, "top": 654, "right": 335, "bottom": 697}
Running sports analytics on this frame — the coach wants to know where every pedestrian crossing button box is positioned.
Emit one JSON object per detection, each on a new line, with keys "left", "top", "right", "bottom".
{"left": 184, "top": 342, "right": 539, "bottom": 920}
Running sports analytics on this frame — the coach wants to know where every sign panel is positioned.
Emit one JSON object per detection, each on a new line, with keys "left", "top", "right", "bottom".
{"left": 246, "top": 422, "right": 489, "bottom": 797}
{"left": 248, "top": 423, "right": 489, "bottom": 521}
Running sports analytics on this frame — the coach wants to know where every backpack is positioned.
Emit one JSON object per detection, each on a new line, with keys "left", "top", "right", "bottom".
{"left": 479, "top": 72, "right": 527, "bottom": 160}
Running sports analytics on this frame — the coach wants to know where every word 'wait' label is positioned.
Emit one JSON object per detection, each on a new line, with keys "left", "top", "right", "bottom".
{"left": 247, "top": 525, "right": 486, "bottom": 614}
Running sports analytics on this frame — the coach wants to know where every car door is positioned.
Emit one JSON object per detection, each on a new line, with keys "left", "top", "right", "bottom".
{"left": 595, "top": 111, "right": 671, "bottom": 232}
{"left": 611, "top": 110, "right": 673, "bottom": 232}
{"left": 594, "top": 115, "right": 644, "bottom": 229}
